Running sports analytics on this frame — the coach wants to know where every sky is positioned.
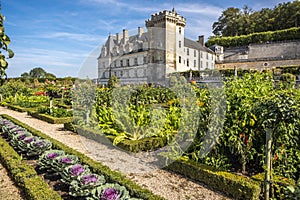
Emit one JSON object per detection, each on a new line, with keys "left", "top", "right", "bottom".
{"left": 2, "top": 0, "right": 289, "bottom": 78}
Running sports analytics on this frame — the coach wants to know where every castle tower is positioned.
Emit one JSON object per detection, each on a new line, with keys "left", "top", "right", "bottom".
{"left": 145, "top": 9, "right": 186, "bottom": 82}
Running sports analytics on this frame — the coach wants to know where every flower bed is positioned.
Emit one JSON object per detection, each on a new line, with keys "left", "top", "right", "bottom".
{"left": 1, "top": 114, "right": 164, "bottom": 200}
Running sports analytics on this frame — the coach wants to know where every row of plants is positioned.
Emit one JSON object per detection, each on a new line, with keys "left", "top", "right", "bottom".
{"left": 0, "top": 133, "right": 62, "bottom": 200}
{"left": 0, "top": 117, "right": 141, "bottom": 199}
{"left": 0, "top": 114, "right": 164, "bottom": 200}
{"left": 206, "top": 27, "right": 300, "bottom": 47}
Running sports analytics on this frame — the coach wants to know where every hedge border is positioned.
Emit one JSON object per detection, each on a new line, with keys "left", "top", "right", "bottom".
{"left": 64, "top": 122, "right": 168, "bottom": 153}
{"left": 0, "top": 136, "right": 62, "bottom": 200}
{"left": 5, "top": 104, "right": 37, "bottom": 113}
{"left": 2, "top": 114, "right": 165, "bottom": 200}
{"left": 163, "top": 158, "right": 261, "bottom": 200}
{"left": 27, "top": 111, "right": 73, "bottom": 124}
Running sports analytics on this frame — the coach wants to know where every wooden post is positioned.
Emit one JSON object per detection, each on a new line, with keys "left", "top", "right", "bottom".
{"left": 265, "top": 128, "right": 272, "bottom": 200}
{"left": 49, "top": 99, "right": 53, "bottom": 114}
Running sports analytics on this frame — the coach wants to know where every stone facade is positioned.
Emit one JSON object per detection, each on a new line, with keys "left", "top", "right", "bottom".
{"left": 212, "top": 40, "right": 300, "bottom": 70}
{"left": 97, "top": 9, "right": 215, "bottom": 85}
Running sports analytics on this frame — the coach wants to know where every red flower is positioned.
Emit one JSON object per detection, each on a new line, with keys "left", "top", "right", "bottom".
{"left": 245, "top": 136, "right": 249, "bottom": 145}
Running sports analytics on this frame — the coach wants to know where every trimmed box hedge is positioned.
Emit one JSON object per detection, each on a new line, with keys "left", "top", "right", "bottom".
{"left": 0, "top": 136, "right": 62, "bottom": 200}
{"left": 64, "top": 122, "right": 168, "bottom": 153}
{"left": 2, "top": 114, "right": 165, "bottom": 200}
{"left": 164, "top": 158, "right": 261, "bottom": 200}
{"left": 28, "top": 111, "right": 73, "bottom": 124}
{"left": 6, "top": 104, "right": 37, "bottom": 113}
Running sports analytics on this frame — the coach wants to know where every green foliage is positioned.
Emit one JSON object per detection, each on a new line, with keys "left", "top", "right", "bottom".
{"left": 278, "top": 73, "right": 296, "bottom": 89}
{"left": 107, "top": 75, "right": 120, "bottom": 89}
{"left": 0, "top": 13, "right": 14, "bottom": 85}
{"left": 37, "top": 106, "right": 72, "bottom": 118}
{"left": 212, "top": 1, "right": 300, "bottom": 36}
{"left": 207, "top": 27, "right": 300, "bottom": 47}
{"left": 20, "top": 67, "right": 57, "bottom": 79}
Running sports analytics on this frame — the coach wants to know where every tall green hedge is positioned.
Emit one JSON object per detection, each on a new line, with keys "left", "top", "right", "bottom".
{"left": 206, "top": 27, "right": 300, "bottom": 47}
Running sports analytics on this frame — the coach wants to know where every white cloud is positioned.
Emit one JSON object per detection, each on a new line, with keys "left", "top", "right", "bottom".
{"left": 177, "top": 3, "right": 223, "bottom": 17}
{"left": 38, "top": 32, "right": 100, "bottom": 43}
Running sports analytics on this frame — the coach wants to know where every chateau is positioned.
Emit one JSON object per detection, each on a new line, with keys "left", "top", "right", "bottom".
{"left": 97, "top": 9, "right": 216, "bottom": 84}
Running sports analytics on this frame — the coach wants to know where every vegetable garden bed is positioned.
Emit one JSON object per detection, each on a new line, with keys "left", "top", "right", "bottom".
{"left": 0, "top": 114, "right": 164, "bottom": 200}
{"left": 64, "top": 122, "right": 169, "bottom": 153}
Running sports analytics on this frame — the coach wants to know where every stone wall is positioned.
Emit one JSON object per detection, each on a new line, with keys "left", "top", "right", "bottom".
{"left": 216, "top": 59, "right": 300, "bottom": 70}
{"left": 248, "top": 41, "right": 300, "bottom": 60}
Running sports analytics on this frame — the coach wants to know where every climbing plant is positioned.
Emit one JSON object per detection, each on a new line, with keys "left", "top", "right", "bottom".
{"left": 0, "top": 9, "right": 14, "bottom": 85}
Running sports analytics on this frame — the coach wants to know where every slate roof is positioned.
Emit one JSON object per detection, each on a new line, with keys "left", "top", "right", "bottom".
{"left": 184, "top": 38, "right": 214, "bottom": 53}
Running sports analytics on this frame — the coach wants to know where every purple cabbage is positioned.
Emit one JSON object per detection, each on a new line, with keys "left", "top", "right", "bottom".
{"left": 101, "top": 188, "right": 119, "bottom": 200}
{"left": 81, "top": 174, "right": 98, "bottom": 185}
{"left": 47, "top": 153, "right": 59, "bottom": 159}
{"left": 69, "top": 164, "right": 85, "bottom": 176}
{"left": 60, "top": 157, "right": 72, "bottom": 164}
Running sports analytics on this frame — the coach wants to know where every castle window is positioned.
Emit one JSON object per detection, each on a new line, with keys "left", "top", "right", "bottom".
{"left": 200, "top": 52, "right": 203, "bottom": 58}
{"left": 143, "top": 56, "right": 147, "bottom": 64}
{"left": 126, "top": 59, "right": 130, "bottom": 66}
{"left": 206, "top": 53, "right": 209, "bottom": 59}
{"left": 179, "top": 56, "right": 181, "bottom": 63}
{"left": 194, "top": 60, "right": 196, "bottom": 68}
{"left": 179, "top": 27, "right": 182, "bottom": 34}
{"left": 120, "top": 60, "right": 123, "bottom": 67}
{"left": 187, "top": 48, "right": 189, "bottom": 56}
{"left": 187, "top": 59, "right": 189, "bottom": 67}
{"left": 179, "top": 41, "right": 181, "bottom": 48}
{"left": 120, "top": 71, "right": 123, "bottom": 77}
{"left": 194, "top": 50, "right": 196, "bottom": 57}
{"left": 134, "top": 58, "right": 138, "bottom": 65}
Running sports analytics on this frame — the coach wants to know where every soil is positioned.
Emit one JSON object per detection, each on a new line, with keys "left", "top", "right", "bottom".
{"left": 0, "top": 162, "right": 24, "bottom": 200}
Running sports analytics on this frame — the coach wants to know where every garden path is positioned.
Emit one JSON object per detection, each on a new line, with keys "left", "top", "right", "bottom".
{"left": 0, "top": 106, "right": 232, "bottom": 200}
{"left": 0, "top": 162, "right": 24, "bottom": 200}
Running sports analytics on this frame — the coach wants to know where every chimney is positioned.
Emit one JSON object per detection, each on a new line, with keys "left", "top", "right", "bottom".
{"left": 138, "top": 27, "right": 144, "bottom": 37}
{"left": 198, "top": 35, "right": 204, "bottom": 46}
{"left": 116, "top": 33, "right": 122, "bottom": 43}
{"left": 123, "top": 29, "right": 128, "bottom": 43}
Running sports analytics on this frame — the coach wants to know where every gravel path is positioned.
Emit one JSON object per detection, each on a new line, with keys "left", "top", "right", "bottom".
{"left": 0, "top": 107, "right": 231, "bottom": 200}
{"left": 0, "top": 162, "right": 24, "bottom": 200}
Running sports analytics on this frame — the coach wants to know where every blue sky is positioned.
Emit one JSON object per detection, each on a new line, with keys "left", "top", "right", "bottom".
{"left": 3, "top": 0, "right": 288, "bottom": 78}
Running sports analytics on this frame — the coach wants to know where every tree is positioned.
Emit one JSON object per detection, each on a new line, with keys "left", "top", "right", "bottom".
{"left": 212, "top": 7, "right": 242, "bottom": 36}
{"left": 212, "top": 1, "right": 300, "bottom": 36}
{"left": 107, "top": 75, "right": 120, "bottom": 89}
{"left": 0, "top": 10, "right": 14, "bottom": 85}
{"left": 29, "top": 67, "right": 47, "bottom": 78}
{"left": 20, "top": 72, "right": 30, "bottom": 78}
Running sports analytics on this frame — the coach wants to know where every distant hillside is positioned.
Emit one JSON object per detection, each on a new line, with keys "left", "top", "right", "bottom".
{"left": 212, "top": 1, "right": 300, "bottom": 37}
